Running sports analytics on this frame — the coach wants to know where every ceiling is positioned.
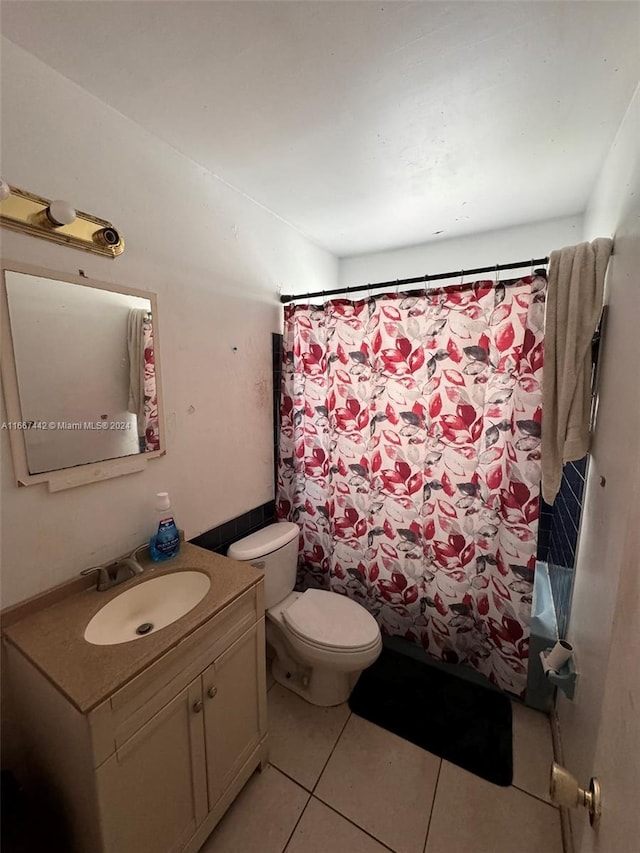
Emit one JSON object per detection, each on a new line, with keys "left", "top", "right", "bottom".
{"left": 2, "top": 1, "right": 639, "bottom": 257}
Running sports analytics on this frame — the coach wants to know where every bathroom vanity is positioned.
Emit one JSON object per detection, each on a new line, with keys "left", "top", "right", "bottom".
{"left": 3, "top": 544, "right": 268, "bottom": 853}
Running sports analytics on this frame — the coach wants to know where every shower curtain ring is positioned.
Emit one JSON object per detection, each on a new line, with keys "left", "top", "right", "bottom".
{"left": 495, "top": 264, "right": 500, "bottom": 285}
{"left": 460, "top": 269, "right": 465, "bottom": 287}
{"left": 396, "top": 279, "right": 400, "bottom": 296}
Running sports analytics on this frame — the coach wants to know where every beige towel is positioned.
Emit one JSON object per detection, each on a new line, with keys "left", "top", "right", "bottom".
{"left": 127, "top": 309, "right": 146, "bottom": 438}
{"left": 541, "top": 238, "right": 613, "bottom": 503}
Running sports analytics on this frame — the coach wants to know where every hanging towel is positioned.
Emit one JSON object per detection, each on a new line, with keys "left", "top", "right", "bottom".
{"left": 541, "top": 238, "right": 613, "bottom": 503}
{"left": 127, "top": 309, "right": 147, "bottom": 438}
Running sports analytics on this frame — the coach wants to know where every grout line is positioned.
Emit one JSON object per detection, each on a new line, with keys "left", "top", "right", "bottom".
{"left": 422, "top": 759, "right": 443, "bottom": 853}
{"left": 309, "top": 796, "right": 398, "bottom": 852}
{"left": 564, "top": 477, "right": 584, "bottom": 511}
{"left": 311, "top": 709, "right": 353, "bottom": 795}
{"left": 562, "top": 496, "right": 580, "bottom": 533}
{"left": 279, "top": 709, "right": 355, "bottom": 853}
{"left": 553, "top": 519, "right": 574, "bottom": 569}
{"left": 558, "top": 492, "right": 579, "bottom": 539}
{"left": 267, "top": 762, "right": 313, "bottom": 795}
{"left": 281, "top": 787, "right": 313, "bottom": 853}
{"left": 265, "top": 705, "right": 353, "bottom": 795}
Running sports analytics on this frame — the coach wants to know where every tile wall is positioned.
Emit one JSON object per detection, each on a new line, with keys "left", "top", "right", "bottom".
{"left": 536, "top": 456, "right": 588, "bottom": 637}
{"left": 189, "top": 500, "right": 277, "bottom": 555}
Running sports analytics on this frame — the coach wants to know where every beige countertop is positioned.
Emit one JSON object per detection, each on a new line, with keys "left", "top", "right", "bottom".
{"left": 3, "top": 543, "right": 263, "bottom": 713}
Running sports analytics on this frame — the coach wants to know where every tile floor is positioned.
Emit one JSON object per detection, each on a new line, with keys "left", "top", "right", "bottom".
{"left": 201, "top": 670, "right": 563, "bottom": 853}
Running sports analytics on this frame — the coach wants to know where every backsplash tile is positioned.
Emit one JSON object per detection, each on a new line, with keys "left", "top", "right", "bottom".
{"left": 190, "top": 500, "right": 276, "bottom": 556}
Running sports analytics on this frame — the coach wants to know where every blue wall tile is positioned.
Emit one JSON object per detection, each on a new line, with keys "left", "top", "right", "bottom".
{"left": 537, "top": 498, "right": 553, "bottom": 561}
{"left": 541, "top": 456, "right": 589, "bottom": 636}
{"left": 190, "top": 500, "right": 276, "bottom": 555}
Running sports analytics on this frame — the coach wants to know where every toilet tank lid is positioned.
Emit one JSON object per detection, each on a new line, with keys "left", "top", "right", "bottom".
{"left": 227, "top": 522, "right": 299, "bottom": 561}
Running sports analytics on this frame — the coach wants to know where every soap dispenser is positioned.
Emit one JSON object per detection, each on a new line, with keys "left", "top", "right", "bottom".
{"left": 149, "top": 491, "right": 180, "bottom": 561}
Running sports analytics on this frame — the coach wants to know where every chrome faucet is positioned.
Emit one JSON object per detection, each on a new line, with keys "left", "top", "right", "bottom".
{"left": 81, "top": 544, "right": 148, "bottom": 591}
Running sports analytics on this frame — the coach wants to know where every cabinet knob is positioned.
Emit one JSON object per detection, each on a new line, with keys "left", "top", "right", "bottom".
{"left": 207, "top": 686, "right": 218, "bottom": 699}
{"left": 192, "top": 699, "right": 203, "bottom": 713}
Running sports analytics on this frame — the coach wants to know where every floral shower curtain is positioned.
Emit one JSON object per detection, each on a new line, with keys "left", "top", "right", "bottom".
{"left": 142, "top": 314, "right": 161, "bottom": 452}
{"left": 127, "top": 310, "right": 160, "bottom": 453}
{"left": 277, "top": 276, "right": 546, "bottom": 696}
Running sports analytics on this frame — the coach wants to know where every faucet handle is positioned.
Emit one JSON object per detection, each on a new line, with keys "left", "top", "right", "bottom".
{"left": 80, "top": 564, "right": 113, "bottom": 590}
{"left": 81, "top": 564, "right": 104, "bottom": 577}
{"left": 128, "top": 543, "right": 148, "bottom": 560}
{"left": 81, "top": 547, "right": 147, "bottom": 590}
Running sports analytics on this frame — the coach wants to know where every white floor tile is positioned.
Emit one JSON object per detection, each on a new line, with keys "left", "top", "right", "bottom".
{"left": 285, "top": 797, "right": 391, "bottom": 853}
{"left": 267, "top": 683, "right": 351, "bottom": 790}
{"left": 315, "top": 715, "right": 440, "bottom": 853}
{"left": 200, "top": 765, "right": 309, "bottom": 853}
{"left": 511, "top": 702, "right": 557, "bottom": 804}
{"left": 425, "top": 761, "right": 563, "bottom": 853}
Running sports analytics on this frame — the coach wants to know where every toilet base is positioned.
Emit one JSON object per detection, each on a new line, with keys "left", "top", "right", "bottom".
{"left": 265, "top": 610, "right": 380, "bottom": 707}
{"left": 271, "top": 655, "right": 360, "bottom": 707}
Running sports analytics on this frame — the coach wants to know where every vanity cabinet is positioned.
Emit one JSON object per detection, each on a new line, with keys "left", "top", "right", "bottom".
{"left": 95, "top": 678, "right": 207, "bottom": 853}
{"left": 5, "top": 582, "right": 268, "bottom": 853}
{"left": 201, "top": 622, "right": 264, "bottom": 807}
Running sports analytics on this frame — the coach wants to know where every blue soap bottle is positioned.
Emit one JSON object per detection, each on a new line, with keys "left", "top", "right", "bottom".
{"left": 149, "top": 491, "right": 180, "bottom": 561}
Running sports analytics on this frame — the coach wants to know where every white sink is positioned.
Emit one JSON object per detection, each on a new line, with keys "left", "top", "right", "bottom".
{"left": 84, "top": 571, "right": 211, "bottom": 646}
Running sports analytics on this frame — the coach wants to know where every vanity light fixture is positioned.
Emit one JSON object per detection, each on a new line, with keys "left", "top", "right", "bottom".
{"left": 0, "top": 180, "right": 124, "bottom": 257}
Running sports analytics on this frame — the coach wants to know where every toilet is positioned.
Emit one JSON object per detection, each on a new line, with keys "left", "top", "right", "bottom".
{"left": 227, "top": 522, "right": 382, "bottom": 706}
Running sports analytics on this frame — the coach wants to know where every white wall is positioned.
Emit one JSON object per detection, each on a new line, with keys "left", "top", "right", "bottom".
{"left": 557, "top": 84, "right": 640, "bottom": 853}
{"left": 0, "top": 38, "right": 337, "bottom": 608}
{"left": 337, "top": 215, "right": 584, "bottom": 290}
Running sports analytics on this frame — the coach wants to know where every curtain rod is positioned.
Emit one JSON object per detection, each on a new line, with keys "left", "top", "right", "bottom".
{"left": 279, "top": 256, "right": 549, "bottom": 304}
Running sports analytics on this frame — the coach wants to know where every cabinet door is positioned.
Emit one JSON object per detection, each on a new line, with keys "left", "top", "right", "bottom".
{"left": 202, "top": 619, "right": 267, "bottom": 807}
{"left": 95, "top": 678, "right": 207, "bottom": 853}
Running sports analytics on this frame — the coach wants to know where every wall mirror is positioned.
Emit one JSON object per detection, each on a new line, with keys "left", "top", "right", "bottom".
{"left": 1, "top": 261, "right": 165, "bottom": 491}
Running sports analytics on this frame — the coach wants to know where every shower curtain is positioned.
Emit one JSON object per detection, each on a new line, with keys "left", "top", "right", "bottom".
{"left": 142, "top": 313, "right": 161, "bottom": 452}
{"left": 277, "top": 276, "right": 546, "bottom": 696}
{"left": 127, "top": 309, "right": 161, "bottom": 453}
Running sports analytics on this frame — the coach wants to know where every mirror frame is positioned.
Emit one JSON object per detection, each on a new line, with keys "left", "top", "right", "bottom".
{"left": 1, "top": 260, "right": 166, "bottom": 491}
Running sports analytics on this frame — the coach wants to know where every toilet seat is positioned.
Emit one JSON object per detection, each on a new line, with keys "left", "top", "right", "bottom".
{"left": 280, "top": 589, "right": 380, "bottom": 653}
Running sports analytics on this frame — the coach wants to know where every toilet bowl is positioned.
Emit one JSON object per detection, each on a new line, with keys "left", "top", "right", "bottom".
{"left": 227, "top": 522, "right": 382, "bottom": 706}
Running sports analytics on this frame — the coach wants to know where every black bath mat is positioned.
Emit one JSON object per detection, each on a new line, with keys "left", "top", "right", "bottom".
{"left": 349, "top": 647, "right": 513, "bottom": 786}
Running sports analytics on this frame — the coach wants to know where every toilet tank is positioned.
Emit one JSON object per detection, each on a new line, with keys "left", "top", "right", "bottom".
{"left": 227, "top": 522, "right": 299, "bottom": 609}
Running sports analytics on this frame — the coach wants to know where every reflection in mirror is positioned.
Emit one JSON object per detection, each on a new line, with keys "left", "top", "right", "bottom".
{"left": 4, "top": 270, "right": 160, "bottom": 474}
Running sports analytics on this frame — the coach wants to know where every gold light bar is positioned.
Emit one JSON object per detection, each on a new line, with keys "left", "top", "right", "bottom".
{"left": 0, "top": 184, "right": 124, "bottom": 258}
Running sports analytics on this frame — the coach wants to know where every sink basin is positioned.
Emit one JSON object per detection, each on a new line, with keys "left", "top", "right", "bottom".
{"left": 84, "top": 571, "right": 211, "bottom": 645}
